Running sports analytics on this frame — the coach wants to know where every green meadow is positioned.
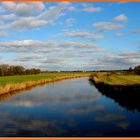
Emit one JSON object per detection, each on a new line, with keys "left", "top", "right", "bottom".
{"left": 0, "top": 72, "right": 90, "bottom": 87}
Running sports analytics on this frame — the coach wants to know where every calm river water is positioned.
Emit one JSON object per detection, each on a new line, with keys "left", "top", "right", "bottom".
{"left": 0, "top": 77, "right": 140, "bottom": 137}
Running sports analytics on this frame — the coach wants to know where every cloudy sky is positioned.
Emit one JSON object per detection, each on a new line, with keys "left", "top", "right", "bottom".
{"left": 0, "top": 2, "right": 140, "bottom": 71}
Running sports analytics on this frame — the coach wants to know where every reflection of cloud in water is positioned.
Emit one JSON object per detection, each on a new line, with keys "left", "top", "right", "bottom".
{"left": 0, "top": 115, "right": 66, "bottom": 136}
{"left": 96, "top": 113, "right": 126, "bottom": 122}
{"left": 115, "top": 121, "right": 129, "bottom": 130}
{"left": 8, "top": 101, "right": 36, "bottom": 107}
{"left": 0, "top": 78, "right": 101, "bottom": 106}
{"left": 2, "top": 93, "right": 101, "bottom": 107}
{"left": 0, "top": 78, "right": 103, "bottom": 136}
{"left": 68, "top": 104, "right": 104, "bottom": 114}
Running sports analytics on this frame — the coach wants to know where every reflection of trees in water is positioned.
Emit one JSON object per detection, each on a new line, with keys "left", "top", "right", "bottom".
{"left": 0, "top": 91, "right": 23, "bottom": 103}
{"left": 0, "top": 83, "right": 49, "bottom": 104}
{"left": 0, "top": 85, "right": 36, "bottom": 104}
{"left": 89, "top": 79, "right": 140, "bottom": 112}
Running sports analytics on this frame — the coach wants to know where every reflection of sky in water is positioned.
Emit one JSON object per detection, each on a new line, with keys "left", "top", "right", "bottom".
{"left": 0, "top": 77, "right": 140, "bottom": 136}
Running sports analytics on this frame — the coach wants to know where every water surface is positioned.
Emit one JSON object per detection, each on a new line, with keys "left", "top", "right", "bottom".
{"left": 0, "top": 77, "right": 140, "bottom": 137}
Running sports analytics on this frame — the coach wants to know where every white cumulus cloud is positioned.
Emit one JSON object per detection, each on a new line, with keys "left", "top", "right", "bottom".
{"left": 114, "top": 14, "right": 128, "bottom": 22}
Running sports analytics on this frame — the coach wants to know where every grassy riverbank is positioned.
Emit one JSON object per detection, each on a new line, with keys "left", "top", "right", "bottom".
{"left": 91, "top": 72, "right": 140, "bottom": 86}
{"left": 0, "top": 72, "right": 90, "bottom": 95}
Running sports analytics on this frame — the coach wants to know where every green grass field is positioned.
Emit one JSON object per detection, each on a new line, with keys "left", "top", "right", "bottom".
{"left": 92, "top": 72, "right": 140, "bottom": 86}
{"left": 0, "top": 72, "right": 90, "bottom": 87}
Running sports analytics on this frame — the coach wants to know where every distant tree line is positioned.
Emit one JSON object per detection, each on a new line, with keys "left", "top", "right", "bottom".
{"left": 129, "top": 65, "right": 140, "bottom": 75}
{"left": 0, "top": 64, "right": 41, "bottom": 76}
{"left": 134, "top": 65, "right": 140, "bottom": 75}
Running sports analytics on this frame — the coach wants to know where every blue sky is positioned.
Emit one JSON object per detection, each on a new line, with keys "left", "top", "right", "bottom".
{"left": 0, "top": 2, "right": 140, "bottom": 71}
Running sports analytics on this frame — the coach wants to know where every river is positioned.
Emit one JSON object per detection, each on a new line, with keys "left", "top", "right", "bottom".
{"left": 0, "top": 77, "right": 140, "bottom": 137}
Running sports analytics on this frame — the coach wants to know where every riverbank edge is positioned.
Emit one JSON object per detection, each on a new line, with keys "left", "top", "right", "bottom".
{"left": 90, "top": 75, "right": 140, "bottom": 94}
{"left": 0, "top": 75, "right": 89, "bottom": 95}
